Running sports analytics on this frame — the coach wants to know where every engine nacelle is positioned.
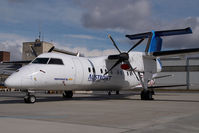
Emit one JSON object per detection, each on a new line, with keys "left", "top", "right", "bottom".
{"left": 128, "top": 52, "right": 161, "bottom": 73}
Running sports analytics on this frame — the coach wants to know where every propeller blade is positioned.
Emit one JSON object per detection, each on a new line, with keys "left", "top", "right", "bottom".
{"left": 124, "top": 60, "right": 139, "bottom": 81}
{"left": 31, "top": 46, "right": 38, "bottom": 57}
{"left": 132, "top": 69, "right": 139, "bottom": 81}
{"left": 48, "top": 46, "right": 55, "bottom": 52}
{"left": 104, "top": 59, "right": 122, "bottom": 75}
{"left": 108, "top": 34, "right": 121, "bottom": 54}
{"left": 127, "top": 38, "right": 145, "bottom": 53}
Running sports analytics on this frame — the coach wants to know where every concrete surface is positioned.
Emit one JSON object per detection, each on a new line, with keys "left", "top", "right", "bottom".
{"left": 0, "top": 91, "right": 199, "bottom": 133}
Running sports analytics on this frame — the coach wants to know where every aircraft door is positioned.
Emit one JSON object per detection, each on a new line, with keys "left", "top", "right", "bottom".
{"left": 72, "top": 58, "right": 84, "bottom": 85}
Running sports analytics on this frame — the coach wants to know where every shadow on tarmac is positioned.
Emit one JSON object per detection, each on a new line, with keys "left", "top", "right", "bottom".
{"left": 153, "top": 99, "right": 199, "bottom": 103}
{"left": 0, "top": 92, "right": 139, "bottom": 104}
{"left": 1, "top": 92, "right": 199, "bottom": 104}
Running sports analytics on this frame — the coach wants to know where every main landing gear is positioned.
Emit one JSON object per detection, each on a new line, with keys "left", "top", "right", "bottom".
{"left": 24, "top": 91, "right": 36, "bottom": 103}
{"left": 63, "top": 91, "right": 73, "bottom": 98}
{"left": 140, "top": 89, "right": 154, "bottom": 100}
{"left": 138, "top": 72, "right": 154, "bottom": 100}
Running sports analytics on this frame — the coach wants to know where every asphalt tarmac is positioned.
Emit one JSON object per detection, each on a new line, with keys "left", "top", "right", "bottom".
{"left": 0, "top": 91, "right": 199, "bottom": 133}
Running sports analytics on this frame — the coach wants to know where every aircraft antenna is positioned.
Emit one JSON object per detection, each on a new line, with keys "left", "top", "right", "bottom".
{"left": 39, "top": 31, "right": 41, "bottom": 41}
{"left": 42, "top": 32, "right": 44, "bottom": 42}
{"left": 38, "top": 22, "right": 42, "bottom": 41}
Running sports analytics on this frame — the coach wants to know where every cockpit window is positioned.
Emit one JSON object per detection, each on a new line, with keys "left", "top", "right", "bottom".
{"left": 48, "top": 58, "right": 64, "bottom": 65}
{"left": 32, "top": 58, "right": 49, "bottom": 64}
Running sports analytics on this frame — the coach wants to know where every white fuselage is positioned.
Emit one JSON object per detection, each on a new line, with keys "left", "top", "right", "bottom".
{"left": 5, "top": 52, "right": 162, "bottom": 91}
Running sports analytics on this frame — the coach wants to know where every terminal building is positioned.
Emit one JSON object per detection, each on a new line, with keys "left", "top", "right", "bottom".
{"left": 22, "top": 39, "right": 81, "bottom": 61}
{"left": 0, "top": 51, "right": 10, "bottom": 62}
{"left": 22, "top": 39, "right": 54, "bottom": 61}
{"left": 0, "top": 51, "right": 11, "bottom": 88}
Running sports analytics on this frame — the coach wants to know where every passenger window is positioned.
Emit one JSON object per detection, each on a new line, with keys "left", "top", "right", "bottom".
{"left": 48, "top": 58, "right": 64, "bottom": 65}
{"left": 92, "top": 68, "right": 95, "bottom": 73}
{"left": 32, "top": 58, "right": 49, "bottom": 64}
{"left": 100, "top": 69, "right": 103, "bottom": 74}
{"left": 88, "top": 67, "right": 91, "bottom": 73}
{"left": 105, "top": 69, "right": 107, "bottom": 73}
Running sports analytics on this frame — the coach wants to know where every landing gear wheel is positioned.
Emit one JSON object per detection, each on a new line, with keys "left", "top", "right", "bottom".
{"left": 24, "top": 95, "right": 36, "bottom": 103}
{"left": 116, "top": 91, "right": 120, "bottom": 95}
{"left": 63, "top": 91, "right": 73, "bottom": 98}
{"left": 141, "top": 90, "right": 153, "bottom": 100}
{"left": 29, "top": 95, "right": 36, "bottom": 103}
{"left": 108, "top": 91, "right": 111, "bottom": 96}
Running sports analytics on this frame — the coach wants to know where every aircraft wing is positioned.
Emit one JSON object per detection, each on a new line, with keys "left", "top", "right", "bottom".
{"left": 132, "top": 84, "right": 187, "bottom": 90}
{"left": 152, "top": 74, "right": 173, "bottom": 79}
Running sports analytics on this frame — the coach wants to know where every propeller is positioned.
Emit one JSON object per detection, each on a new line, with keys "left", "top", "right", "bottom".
{"left": 31, "top": 45, "right": 54, "bottom": 57}
{"left": 108, "top": 35, "right": 122, "bottom": 54}
{"left": 31, "top": 46, "right": 38, "bottom": 57}
{"left": 48, "top": 46, "right": 55, "bottom": 52}
{"left": 104, "top": 35, "right": 144, "bottom": 80}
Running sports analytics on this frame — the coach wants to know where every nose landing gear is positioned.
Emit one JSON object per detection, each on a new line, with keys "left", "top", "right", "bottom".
{"left": 24, "top": 91, "right": 36, "bottom": 103}
{"left": 63, "top": 91, "right": 73, "bottom": 98}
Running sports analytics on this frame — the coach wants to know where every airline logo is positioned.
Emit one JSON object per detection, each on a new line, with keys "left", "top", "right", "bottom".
{"left": 88, "top": 74, "right": 112, "bottom": 81}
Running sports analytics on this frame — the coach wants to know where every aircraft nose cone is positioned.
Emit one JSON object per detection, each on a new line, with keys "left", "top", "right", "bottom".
{"left": 4, "top": 74, "right": 21, "bottom": 88}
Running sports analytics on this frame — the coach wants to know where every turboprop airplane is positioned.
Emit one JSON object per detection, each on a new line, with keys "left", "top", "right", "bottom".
{"left": 4, "top": 27, "right": 199, "bottom": 103}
